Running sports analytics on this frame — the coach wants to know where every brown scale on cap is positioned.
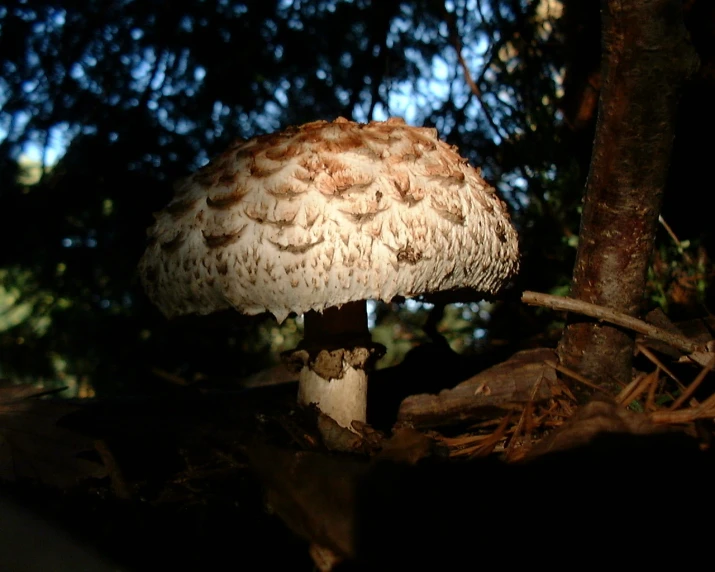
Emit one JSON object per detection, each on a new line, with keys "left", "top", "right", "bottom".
{"left": 139, "top": 117, "right": 519, "bottom": 324}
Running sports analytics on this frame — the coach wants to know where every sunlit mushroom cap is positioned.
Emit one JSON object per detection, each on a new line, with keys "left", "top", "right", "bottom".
{"left": 139, "top": 117, "right": 519, "bottom": 323}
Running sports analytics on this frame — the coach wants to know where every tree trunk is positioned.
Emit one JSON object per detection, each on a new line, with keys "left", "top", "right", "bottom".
{"left": 557, "top": 0, "right": 698, "bottom": 397}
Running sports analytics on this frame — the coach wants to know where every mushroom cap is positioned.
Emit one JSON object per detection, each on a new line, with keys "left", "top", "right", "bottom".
{"left": 139, "top": 117, "right": 519, "bottom": 322}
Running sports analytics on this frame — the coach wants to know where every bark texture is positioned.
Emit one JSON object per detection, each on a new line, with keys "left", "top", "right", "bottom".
{"left": 558, "top": 0, "right": 698, "bottom": 394}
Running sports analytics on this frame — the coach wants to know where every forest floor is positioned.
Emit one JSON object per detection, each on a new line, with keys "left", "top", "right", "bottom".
{"left": 2, "top": 322, "right": 715, "bottom": 570}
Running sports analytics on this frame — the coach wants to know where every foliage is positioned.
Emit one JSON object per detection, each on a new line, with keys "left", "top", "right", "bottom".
{"left": 0, "top": 0, "right": 709, "bottom": 394}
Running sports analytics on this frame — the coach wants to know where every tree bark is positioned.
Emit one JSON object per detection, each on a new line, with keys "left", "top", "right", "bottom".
{"left": 557, "top": 0, "right": 698, "bottom": 396}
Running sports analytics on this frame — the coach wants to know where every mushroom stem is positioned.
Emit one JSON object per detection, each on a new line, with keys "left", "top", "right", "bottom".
{"left": 298, "top": 363, "right": 368, "bottom": 428}
{"left": 294, "top": 301, "right": 379, "bottom": 429}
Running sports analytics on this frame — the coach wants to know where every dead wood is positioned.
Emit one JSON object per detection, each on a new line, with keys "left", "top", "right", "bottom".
{"left": 523, "top": 397, "right": 661, "bottom": 460}
{"left": 557, "top": 0, "right": 700, "bottom": 390}
{"left": 397, "top": 348, "right": 557, "bottom": 428}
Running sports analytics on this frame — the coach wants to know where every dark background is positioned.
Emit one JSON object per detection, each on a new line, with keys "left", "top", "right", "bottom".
{"left": 0, "top": 0, "right": 713, "bottom": 398}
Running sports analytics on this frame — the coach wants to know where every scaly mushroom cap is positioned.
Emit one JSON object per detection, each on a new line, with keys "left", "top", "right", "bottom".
{"left": 139, "top": 117, "right": 519, "bottom": 322}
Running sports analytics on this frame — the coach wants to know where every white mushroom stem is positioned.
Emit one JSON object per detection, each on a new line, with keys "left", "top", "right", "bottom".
{"left": 293, "top": 301, "right": 378, "bottom": 430}
{"left": 298, "top": 365, "right": 367, "bottom": 429}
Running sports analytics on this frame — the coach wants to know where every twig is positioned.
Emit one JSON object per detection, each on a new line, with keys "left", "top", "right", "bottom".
{"left": 151, "top": 367, "right": 190, "bottom": 386}
{"left": 544, "top": 359, "right": 612, "bottom": 396}
{"left": 635, "top": 343, "right": 684, "bottom": 390}
{"left": 94, "top": 439, "right": 132, "bottom": 500}
{"left": 659, "top": 215, "right": 694, "bottom": 264}
{"left": 466, "top": 413, "right": 513, "bottom": 459}
{"left": 442, "top": 7, "right": 506, "bottom": 141}
{"left": 652, "top": 397, "right": 715, "bottom": 424}
{"left": 670, "top": 355, "right": 715, "bottom": 411}
{"left": 616, "top": 372, "right": 647, "bottom": 405}
{"left": 505, "top": 375, "right": 542, "bottom": 458}
{"left": 698, "top": 389, "right": 715, "bottom": 412}
{"left": 522, "top": 291, "right": 701, "bottom": 355}
{"left": 651, "top": 408, "right": 701, "bottom": 424}
{"left": 616, "top": 369, "right": 658, "bottom": 406}
{"left": 645, "top": 370, "right": 659, "bottom": 412}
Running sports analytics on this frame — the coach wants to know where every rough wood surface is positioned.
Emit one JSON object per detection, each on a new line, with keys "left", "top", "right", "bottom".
{"left": 557, "top": 0, "right": 699, "bottom": 392}
{"left": 397, "top": 348, "right": 557, "bottom": 428}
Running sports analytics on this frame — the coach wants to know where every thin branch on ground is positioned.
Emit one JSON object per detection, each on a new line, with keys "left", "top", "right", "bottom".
{"left": 522, "top": 291, "right": 703, "bottom": 355}
{"left": 543, "top": 359, "right": 611, "bottom": 395}
{"left": 635, "top": 343, "right": 684, "bottom": 389}
{"left": 670, "top": 355, "right": 715, "bottom": 410}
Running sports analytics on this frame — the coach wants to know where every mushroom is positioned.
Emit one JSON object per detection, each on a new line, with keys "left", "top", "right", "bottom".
{"left": 138, "top": 117, "right": 519, "bottom": 435}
